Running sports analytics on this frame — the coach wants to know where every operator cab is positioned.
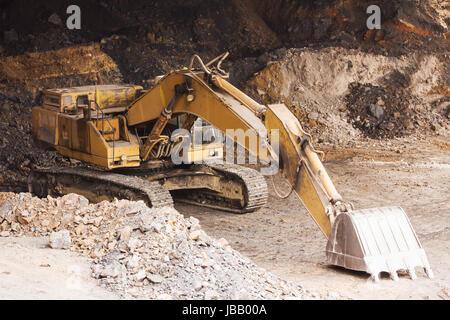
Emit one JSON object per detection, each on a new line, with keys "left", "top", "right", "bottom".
{"left": 190, "top": 118, "right": 223, "bottom": 161}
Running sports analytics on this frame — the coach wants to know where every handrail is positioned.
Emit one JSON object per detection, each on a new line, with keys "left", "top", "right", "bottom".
{"left": 189, "top": 52, "right": 230, "bottom": 79}
{"left": 91, "top": 101, "right": 116, "bottom": 164}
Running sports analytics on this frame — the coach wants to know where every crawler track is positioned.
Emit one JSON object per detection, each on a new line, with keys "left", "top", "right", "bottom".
{"left": 204, "top": 163, "right": 269, "bottom": 213}
{"left": 28, "top": 167, "right": 173, "bottom": 208}
{"left": 29, "top": 163, "right": 268, "bottom": 213}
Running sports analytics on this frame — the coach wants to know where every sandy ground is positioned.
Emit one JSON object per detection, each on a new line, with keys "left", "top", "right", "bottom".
{"left": 178, "top": 136, "right": 450, "bottom": 300}
{"left": 0, "top": 237, "right": 118, "bottom": 299}
{"left": 0, "top": 136, "right": 448, "bottom": 300}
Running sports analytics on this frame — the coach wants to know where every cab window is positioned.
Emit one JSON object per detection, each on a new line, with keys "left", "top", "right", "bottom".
{"left": 76, "top": 95, "right": 89, "bottom": 108}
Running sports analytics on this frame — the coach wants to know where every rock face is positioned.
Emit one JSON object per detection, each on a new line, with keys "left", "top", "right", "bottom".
{"left": 3, "top": 29, "right": 18, "bottom": 44}
{"left": 0, "top": 193, "right": 326, "bottom": 300}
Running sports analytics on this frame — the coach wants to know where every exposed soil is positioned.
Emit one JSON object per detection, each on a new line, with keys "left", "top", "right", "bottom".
{"left": 245, "top": 47, "right": 449, "bottom": 145}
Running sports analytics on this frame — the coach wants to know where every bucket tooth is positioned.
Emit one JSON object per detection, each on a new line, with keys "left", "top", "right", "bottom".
{"left": 371, "top": 273, "right": 380, "bottom": 283}
{"left": 425, "top": 267, "right": 434, "bottom": 279}
{"left": 390, "top": 271, "right": 399, "bottom": 281}
{"left": 408, "top": 267, "right": 417, "bottom": 280}
{"left": 326, "top": 207, "right": 432, "bottom": 281}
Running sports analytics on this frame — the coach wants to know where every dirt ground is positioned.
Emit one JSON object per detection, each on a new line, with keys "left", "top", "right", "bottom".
{"left": 0, "top": 237, "right": 118, "bottom": 299}
{"left": 176, "top": 136, "right": 450, "bottom": 300}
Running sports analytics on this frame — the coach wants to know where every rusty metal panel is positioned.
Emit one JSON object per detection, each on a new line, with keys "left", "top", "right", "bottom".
{"left": 94, "top": 117, "right": 120, "bottom": 141}
{"left": 32, "top": 107, "right": 58, "bottom": 145}
{"left": 95, "top": 86, "right": 141, "bottom": 109}
{"left": 58, "top": 116, "right": 72, "bottom": 149}
{"left": 71, "top": 118, "right": 89, "bottom": 153}
{"left": 44, "top": 85, "right": 142, "bottom": 112}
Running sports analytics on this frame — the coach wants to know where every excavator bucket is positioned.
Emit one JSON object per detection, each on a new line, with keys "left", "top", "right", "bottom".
{"left": 326, "top": 207, "right": 433, "bottom": 281}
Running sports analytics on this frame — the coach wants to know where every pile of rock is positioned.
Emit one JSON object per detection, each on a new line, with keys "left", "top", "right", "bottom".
{"left": 0, "top": 193, "right": 309, "bottom": 300}
{"left": 0, "top": 193, "right": 120, "bottom": 259}
{"left": 345, "top": 82, "right": 416, "bottom": 139}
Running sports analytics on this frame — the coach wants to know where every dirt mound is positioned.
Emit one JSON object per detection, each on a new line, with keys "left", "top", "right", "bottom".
{"left": 0, "top": 193, "right": 327, "bottom": 300}
{"left": 0, "top": 121, "right": 66, "bottom": 192}
{"left": 0, "top": 44, "right": 119, "bottom": 83}
{"left": 345, "top": 83, "right": 415, "bottom": 138}
{"left": 246, "top": 47, "right": 449, "bottom": 144}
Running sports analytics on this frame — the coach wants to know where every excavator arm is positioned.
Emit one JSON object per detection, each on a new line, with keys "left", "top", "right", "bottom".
{"left": 126, "top": 67, "right": 351, "bottom": 237}
{"left": 263, "top": 103, "right": 351, "bottom": 236}
{"left": 125, "top": 55, "right": 433, "bottom": 281}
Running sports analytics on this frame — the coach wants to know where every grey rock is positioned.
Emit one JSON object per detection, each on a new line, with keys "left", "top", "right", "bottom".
{"left": 0, "top": 198, "right": 16, "bottom": 223}
{"left": 134, "top": 270, "right": 147, "bottom": 282}
{"left": 49, "top": 230, "right": 71, "bottom": 249}
{"left": 138, "top": 212, "right": 156, "bottom": 232}
{"left": 61, "top": 193, "right": 89, "bottom": 209}
{"left": 151, "top": 222, "right": 163, "bottom": 233}
{"left": 0, "top": 231, "right": 10, "bottom": 237}
{"left": 147, "top": 274, "right": 164, "bottom": 284}
{"left": 2, "top": 193, "right": 337, "bottom": 300}
{"left": 201, "top": 260, "right": 214, "bottom": 268}
{"left": 193, "top": 280, "right": 203, "bottom": 291}
{"left": 369, "top": 104, "right": 384, "bottom": 120}
{"left": 308, "top": 112, "right": 319, "bottom": 121}
{"left": 193, "top": 258, "right": 203, "bottom": 266}
{"left": 188, "top": 216, "right": 201, "bottom": 229}
{"left": 119, "top": 226, "right": 133, "bottom": 240}
{"left": 190, "top": 230, "right": 204, "bottom": 241}
{"left": 94, "top": 261, "right": 127, "bottom": 279}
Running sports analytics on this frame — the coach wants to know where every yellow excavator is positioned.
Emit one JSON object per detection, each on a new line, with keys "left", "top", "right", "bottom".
{"left": 30, "top": 53, "right": 433, "bottom": 281}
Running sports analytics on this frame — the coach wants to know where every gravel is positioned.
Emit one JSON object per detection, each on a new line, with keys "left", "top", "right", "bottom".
{"left": 0, "top": 193, "right": 337, "bottom": 300}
